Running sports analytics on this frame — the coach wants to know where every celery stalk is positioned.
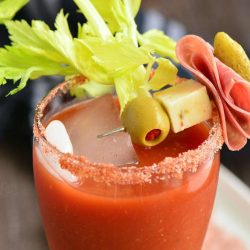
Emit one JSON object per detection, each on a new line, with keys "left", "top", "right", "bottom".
{"left": 73, "top": 0, "right": 112, "bottom": 40}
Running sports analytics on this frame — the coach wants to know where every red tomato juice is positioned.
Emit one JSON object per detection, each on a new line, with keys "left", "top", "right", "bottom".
{"left": 33, "top": 99, "right": 221, "bottom": 250}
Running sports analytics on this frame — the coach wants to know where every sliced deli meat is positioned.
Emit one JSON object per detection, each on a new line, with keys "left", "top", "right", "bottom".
{"left": 176, "top": 35, "right": 250, "bottom": 150}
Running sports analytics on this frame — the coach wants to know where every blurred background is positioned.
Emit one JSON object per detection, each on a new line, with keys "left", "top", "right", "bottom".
{"left": 0, "top": 0, "right": 250, "bottom": 249}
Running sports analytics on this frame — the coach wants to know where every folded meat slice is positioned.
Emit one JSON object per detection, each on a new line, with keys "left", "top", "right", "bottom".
{"left": 176, "top": 35, "right": 250, "bottom": 150}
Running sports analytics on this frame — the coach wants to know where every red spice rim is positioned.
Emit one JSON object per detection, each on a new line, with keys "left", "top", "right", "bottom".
{"left": 33, "top": 77, "right": 224, "bottom": 185}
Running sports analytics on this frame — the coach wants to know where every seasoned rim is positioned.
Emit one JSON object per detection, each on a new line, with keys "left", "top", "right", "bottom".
{"left": 34, "top": 77, "right": 224, "bottom": 185}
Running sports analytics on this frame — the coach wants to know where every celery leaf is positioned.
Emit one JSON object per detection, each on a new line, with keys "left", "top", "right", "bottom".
{"left": 0, "top": 0, "right": 178, "bottom": 112}
{"left": 0, "top": 0, "right": 29, "bottom": 23}
{"left": 73, "top": 39, "right": 112, "bottom": 84}
{"left": 0, "top": 46, "right": 76, "bottom": 95}
{"left": 89, "top": 0, "right": 141, "bottom": 34}
{"left": 84, "top": 38, "right": 152, "bottom": 77}
{"left": 149, "top": 58, "right": 177, "bottom": 91}
{"left": 138, "top": 30, "right": 178, "bottom": 62}
{"left": 0, "top": 11, "right": 81, "bottom": 94}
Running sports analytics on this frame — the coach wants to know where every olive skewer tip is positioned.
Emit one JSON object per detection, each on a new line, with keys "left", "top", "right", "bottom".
{"left": 97, "top": 126, "right": 125, "bottom": 139}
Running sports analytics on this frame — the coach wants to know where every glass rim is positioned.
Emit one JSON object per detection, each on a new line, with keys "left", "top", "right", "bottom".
{"left": 33, "top": 77, "right": 224, "bottom": 185}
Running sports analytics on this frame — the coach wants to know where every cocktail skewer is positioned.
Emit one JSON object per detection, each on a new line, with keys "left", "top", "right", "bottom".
{"left": 97, "top": 127, "right": 139, "bottom": 166}
{"left": 97, "top": 127, "right": 125, "bottom": 138}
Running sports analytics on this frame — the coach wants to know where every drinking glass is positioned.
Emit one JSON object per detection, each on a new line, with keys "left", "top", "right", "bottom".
{"left": 33, "top": 78, "right": 224, "bottom": 250}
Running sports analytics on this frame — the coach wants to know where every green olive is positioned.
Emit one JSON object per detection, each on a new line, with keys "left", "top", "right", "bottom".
{"left": 121, "top": 96, "right": 170, "bottom": 147}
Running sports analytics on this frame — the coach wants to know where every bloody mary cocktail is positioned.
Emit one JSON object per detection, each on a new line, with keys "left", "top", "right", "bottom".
{"left": 33, "top": 81, "right": 223, "bottom": 250}
{"left": 0, "top": 0, "right": 249, "bottom": 249}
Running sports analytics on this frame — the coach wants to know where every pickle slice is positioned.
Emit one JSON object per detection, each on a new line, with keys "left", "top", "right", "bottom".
{"left": 214, "top": 32, "right": 250, "bottom": 81}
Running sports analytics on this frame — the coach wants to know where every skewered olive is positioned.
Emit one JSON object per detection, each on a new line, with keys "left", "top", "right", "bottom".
{"left": 121, "top": 96, "right": 170, "bottom": 146}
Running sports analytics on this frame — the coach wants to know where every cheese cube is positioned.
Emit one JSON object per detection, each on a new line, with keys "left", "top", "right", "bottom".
{"left": 154, "top": 79, "right": 212, "bottom": 133}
